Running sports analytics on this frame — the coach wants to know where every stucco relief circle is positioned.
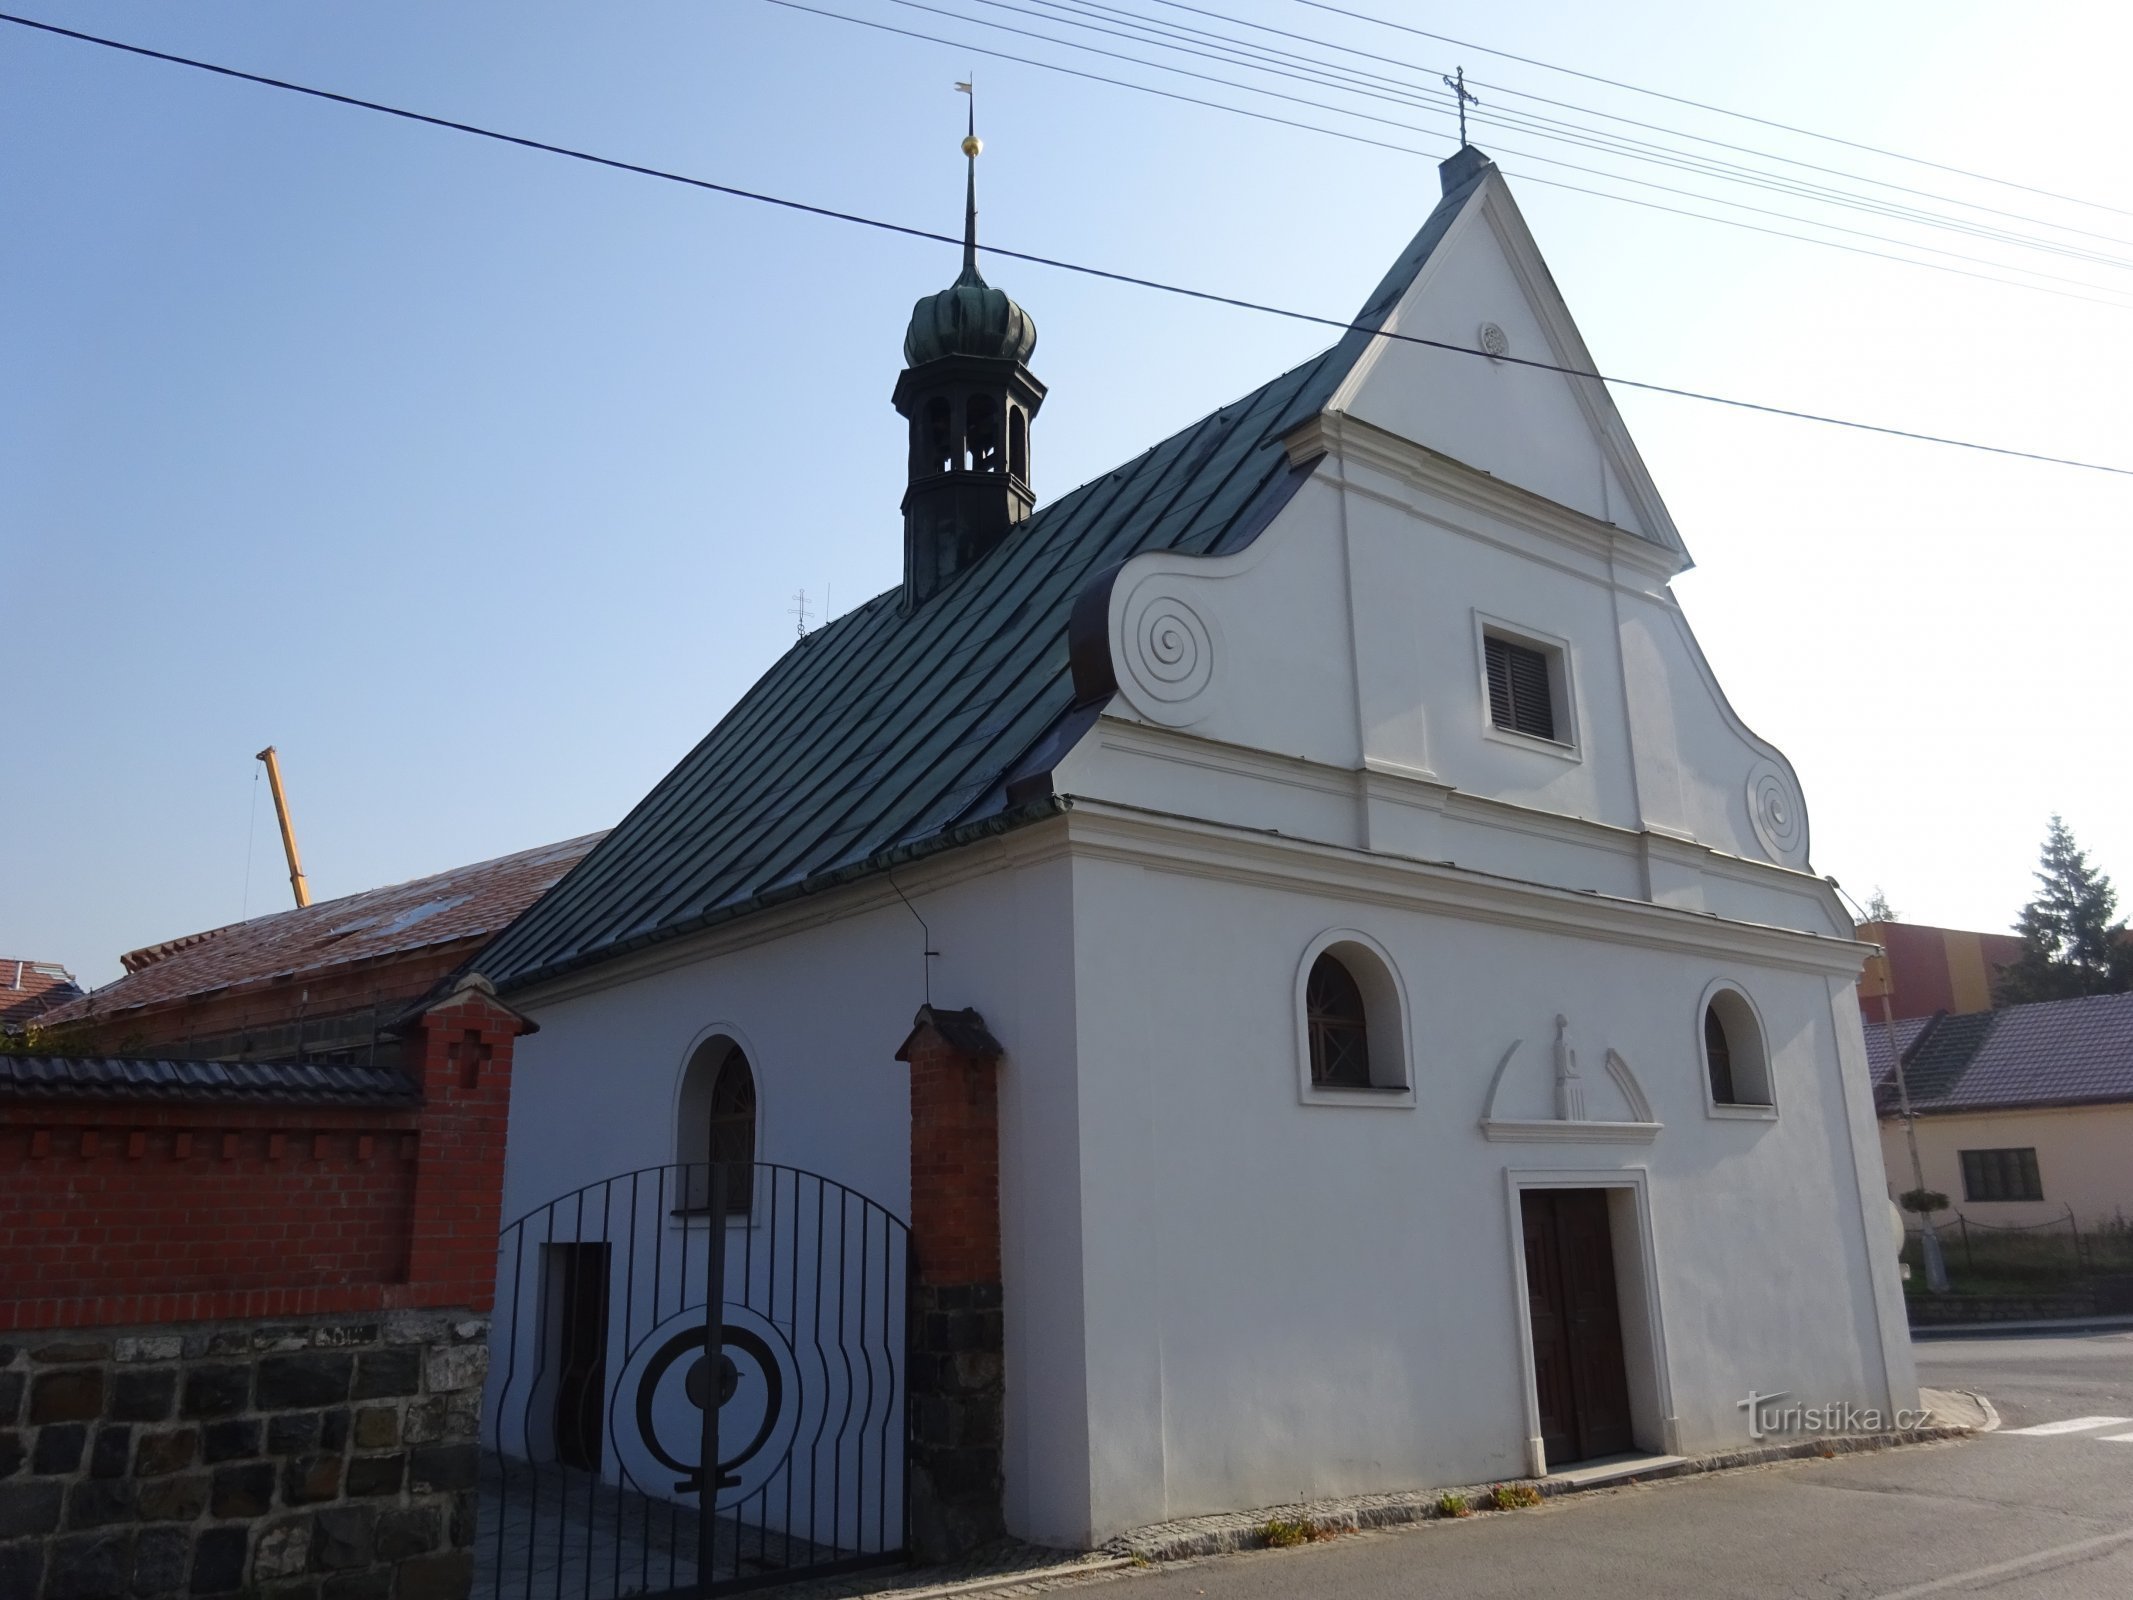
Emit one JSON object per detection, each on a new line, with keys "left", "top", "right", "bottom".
{"left": 1745, "top": 759, "right": 1806, "bottom": 863}
{"left": 1118, "top": 576, "right": 1218, "bottom": 724}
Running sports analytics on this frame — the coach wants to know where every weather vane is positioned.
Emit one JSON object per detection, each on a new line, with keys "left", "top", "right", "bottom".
{"left": 1442, "top": 65, "right": 1479, "bottom": 147}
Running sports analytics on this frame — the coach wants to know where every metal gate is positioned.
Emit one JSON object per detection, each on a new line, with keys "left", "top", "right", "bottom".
{"left": 483, "top": 1162, "right": 910, "bottom": 1598}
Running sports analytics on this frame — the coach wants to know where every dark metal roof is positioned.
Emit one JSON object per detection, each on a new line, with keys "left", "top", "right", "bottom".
{"left": 476, "top": 152, "right": 1497, "bottom": 995}
{"left": 1870, "top": 991, "right": 2133, "bottom": 1115}
{"left": 0, "top": 1056, "right": 420, "bottom": 1106}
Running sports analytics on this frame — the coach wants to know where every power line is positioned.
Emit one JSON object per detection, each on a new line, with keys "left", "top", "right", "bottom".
{"left": 1288, "top": 0, "right": 2133, "bottom": 222}
{"left": 1080, "top": 0, "right": 2133, "bottom": 261}
{"left": 878, "top": 0, "right": 2133, "bottom": 293}
{"left": 3, "top": 9, "right": 2129, "bottom": 481}
{"left": 774, "top": 0, "right": 2133, "bottom": 312}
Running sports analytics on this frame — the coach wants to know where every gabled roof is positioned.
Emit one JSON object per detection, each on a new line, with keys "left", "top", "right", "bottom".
{"left": 1, "top": 960, "right": 82, "bottom": 1027}
{"left": 40, "top": 833, "right": 605, "bottom": 1026}
{"left": 477, "top": 155, "right": 1500, "bottom": 995}
{"left": 1870, "top": 991, "right": 2133, "bottom": 1115}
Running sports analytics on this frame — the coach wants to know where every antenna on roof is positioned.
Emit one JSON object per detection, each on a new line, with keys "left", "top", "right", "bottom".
{"left": 791, "top": 589, "right": 813, "bottom": 638}
{"left": 255, "top": 746, "right": 313, "bottom": 909}
{"left": 1442, "top": 65, "right": 1479, "bottom": 148}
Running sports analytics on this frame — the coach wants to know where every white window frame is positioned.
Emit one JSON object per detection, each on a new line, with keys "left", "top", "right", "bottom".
{"left": 1293, "top": 928, "right": 1416, "bottom": 1108}
{"left": 673, "top": 1021, "right": 768, "bottom": 1227}
{"left": 1695, "top": 979, "right": 1777, "bottom": 1120}
{"left": 1473, "top": 610, "right": 1581, "bottom": 761}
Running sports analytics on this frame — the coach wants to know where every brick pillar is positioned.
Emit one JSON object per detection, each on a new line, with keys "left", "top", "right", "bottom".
{"left": 894, "top": 1005, "right": 1005, "bottom": 1561}
{"left": 397, "top": 973, "right": 534, "bottom": 1311}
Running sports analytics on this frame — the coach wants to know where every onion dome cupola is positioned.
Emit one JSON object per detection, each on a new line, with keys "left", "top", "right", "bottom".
{"left": 893, "top": 107, "right": 1046, "bottom": 609}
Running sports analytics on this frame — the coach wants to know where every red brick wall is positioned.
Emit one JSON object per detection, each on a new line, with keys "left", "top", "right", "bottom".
{"left": 901, "top": 1018, "right": 1001, "bottom": 1288}
{"left": 0, "top": 980, "right": 525, "bottom": 1333}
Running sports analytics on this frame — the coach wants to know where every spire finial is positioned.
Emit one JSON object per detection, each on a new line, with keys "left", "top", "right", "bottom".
{"left": 955, "top": 79, "right": 983, "bottom": 285}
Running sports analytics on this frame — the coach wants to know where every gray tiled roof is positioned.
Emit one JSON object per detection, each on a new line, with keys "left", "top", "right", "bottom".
{"left": 0, "top": 1056, "right": 419, "bottom": 1106}
{"left": 477, "top": 154, "right": 1504, "bottom": 994}
{"left": 1870, "top": 990, "right": 2133, "bottom": 1114}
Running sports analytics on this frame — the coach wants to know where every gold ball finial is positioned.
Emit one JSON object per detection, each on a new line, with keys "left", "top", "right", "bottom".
{"left": 961, "top": 133, "right": 983, "bottom": 158}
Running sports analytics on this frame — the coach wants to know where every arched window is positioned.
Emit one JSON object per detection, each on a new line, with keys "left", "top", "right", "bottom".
{"left": 1294, "top": 932, "right": 1413, "bottom": 1103}
{"left": 1700, "top": 987, "right": 1773, "bottom": 1111}
{"left": 1306, "top": 954, "right": 1372, "bottom": 1088}
{"left": 922, "top": 396, "right": 957, "bottom": 474}
{"left": 1008, "top": 407, "right": 1029, "bottom": 481}
{"left": 678, "top": 1037, "right": 757, "bottom": 1214}
{"left": 967, "top": 394, "right": 1000, "bottom": 472}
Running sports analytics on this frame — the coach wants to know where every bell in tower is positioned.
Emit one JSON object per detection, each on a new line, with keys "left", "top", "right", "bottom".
{"left": 892, "top": 106, "right": 1045, "bottom": 609}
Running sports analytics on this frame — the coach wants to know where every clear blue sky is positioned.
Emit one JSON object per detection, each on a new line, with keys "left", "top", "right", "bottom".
{"left": 6, "top": 0, "right": 2129, "bottom": 985}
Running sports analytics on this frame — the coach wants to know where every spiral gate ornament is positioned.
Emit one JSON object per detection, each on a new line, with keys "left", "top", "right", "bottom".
{"left": 1745, "top": 759, "right": 1806, "bottom": 864}
{"left": 1118, "top": 577, "right": 1217, "bottom": 725}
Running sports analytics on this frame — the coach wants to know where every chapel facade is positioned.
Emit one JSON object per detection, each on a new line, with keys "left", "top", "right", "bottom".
{"left": 474, "top": 141, "right": 1914, "bottom": 1553}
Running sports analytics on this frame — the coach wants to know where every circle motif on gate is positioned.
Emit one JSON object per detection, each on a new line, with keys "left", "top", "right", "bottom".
{"left": 611, "top": 1303, "right": 799, "bottom": 1509}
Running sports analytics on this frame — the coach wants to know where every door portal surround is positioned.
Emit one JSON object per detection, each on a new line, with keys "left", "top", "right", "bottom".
{"left": 1502, "top": 1167, "right": 1678, "bottom": 1478}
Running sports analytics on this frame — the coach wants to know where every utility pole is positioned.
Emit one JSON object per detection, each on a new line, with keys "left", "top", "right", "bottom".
{"left": 1834, "top": 881, "right": 1948, "bottom": 1292}
{"left": 255, "top": 746, "right": 312, "bottom": 909}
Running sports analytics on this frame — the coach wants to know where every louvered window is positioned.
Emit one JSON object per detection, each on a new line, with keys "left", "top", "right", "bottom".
{"left": 1485, "top": 634, "right": 1558, "bottom": 741}
{"left": 1960, "top": 1147, "right": 2042, "bottom": 1202}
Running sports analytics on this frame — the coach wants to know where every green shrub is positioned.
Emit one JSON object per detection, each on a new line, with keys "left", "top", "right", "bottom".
{"left": 1261, "top": 1519, "right": 1309, "bottom": 1549}
{"left": 1434, "top": 1491, "right": 1471, "bottom": 1518}
{"left": 1489, "top": 1482, "right": 1542, "bottom": 1510}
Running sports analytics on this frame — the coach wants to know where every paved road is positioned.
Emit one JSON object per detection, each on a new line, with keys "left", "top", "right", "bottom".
{"left": 1081, "top": 1329, "right": 2133, "bottom": 1599}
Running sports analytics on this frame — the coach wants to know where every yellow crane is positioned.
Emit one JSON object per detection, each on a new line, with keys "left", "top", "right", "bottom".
{"left": 254, "top": 746, "right": 312, "bottom": 909}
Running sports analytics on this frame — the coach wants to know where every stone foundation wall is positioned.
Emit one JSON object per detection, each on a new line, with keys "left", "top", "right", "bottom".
{"left": 0, "top": 1310, "right": 487, "bottom": 1600}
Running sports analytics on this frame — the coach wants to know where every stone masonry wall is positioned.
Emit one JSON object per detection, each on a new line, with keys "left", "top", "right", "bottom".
{"left": 0, "top": 1310, "right": 488, "bottom": 1600}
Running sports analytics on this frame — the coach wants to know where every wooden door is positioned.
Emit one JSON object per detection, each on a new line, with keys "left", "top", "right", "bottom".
{"left": 1520, "top": 1189, "right": 1635, "bottom": 1466}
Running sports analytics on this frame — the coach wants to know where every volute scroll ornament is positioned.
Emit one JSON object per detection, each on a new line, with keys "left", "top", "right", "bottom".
{"left": 1115, "top": 574, "right": 1219, "bottom": 727}
{"left": 1745, "top": 758, "right": 1807, "bottom": 866}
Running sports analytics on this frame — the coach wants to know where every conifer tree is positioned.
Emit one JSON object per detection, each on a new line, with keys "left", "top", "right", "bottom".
{"left": 1994, "top": 816, "right": 2133, "bottom": 1004}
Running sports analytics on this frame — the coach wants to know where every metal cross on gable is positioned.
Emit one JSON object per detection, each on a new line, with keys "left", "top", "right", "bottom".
{"left": 1443, "top": 64, "right": 1479, "bottom": 147}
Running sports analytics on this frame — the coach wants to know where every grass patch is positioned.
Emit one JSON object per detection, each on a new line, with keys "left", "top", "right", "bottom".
{"left": 1434, "top": 1492, "right": 1471, "bottom": 1518}
{"left": 1488, "top": 1482, "right": 1542, "bottom": 1510}
{"left": 1260, "top": 1519, "right": 1309, "bottom": 1549}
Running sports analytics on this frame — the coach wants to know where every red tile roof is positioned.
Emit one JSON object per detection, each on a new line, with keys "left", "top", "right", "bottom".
{"left": 39, "top": 834, "right": 604, "bottom": 1027}
{"left": 0, "top": 960, "right": 84, "bottom": 1027}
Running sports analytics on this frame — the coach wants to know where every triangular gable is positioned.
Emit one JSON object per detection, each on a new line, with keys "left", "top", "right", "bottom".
{"left": 1328, "top": 150, "right": 1686, "bottom": 555}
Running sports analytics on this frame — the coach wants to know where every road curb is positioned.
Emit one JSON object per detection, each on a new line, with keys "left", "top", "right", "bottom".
{"left": 1102, "top": 1426, "right": 1973, "bottom": 1565}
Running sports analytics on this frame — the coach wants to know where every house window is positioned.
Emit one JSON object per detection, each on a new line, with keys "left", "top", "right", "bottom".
{"left": 678, "top": 1037, "right": 756, "bottom": 1216}
{"left": 1306, "top": 954, "right": 1372, "bottom": 1088}
{"left": 1484, "top": 634, "right": 1559, "bottom": 742}
{"left": 1700, "top": 986, "right": 1773, "bottom": 1112}
{"left": 1961, "top": 1148, "right": 2042, "bottom": 1202}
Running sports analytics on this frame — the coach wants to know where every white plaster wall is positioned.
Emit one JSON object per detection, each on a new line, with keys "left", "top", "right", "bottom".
{"left": 1338, "top": 192, "right": 1651, "bottom": 535}
{"left": 487, "top": 836, "right": 1094, "bottom": 1547}
{"left": 1060, "top": 848, "right": 1911, "bottom": 1541}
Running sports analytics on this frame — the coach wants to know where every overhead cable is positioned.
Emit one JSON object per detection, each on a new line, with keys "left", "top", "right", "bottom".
{"left": 3, "top": 9, "right": 2129, "bottom": 480}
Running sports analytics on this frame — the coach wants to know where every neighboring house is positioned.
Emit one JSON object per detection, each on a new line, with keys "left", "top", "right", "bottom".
{"left": 1854, "top": 918, "right": 2024, "bottom": 1021}
{"left": 36, "top": 834, "right": 603, "bottom": 1062}
{"left": 0, "top": 958, "right": 82, "bottom": 1029}
{"left": 472, "top": 143, "right": 1912, "bottom": 1556}
{"left": 1867, "top": 991, "right": 2133, "bottom": 1229}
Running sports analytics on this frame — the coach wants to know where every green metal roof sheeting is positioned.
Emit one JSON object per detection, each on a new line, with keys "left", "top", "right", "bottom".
{"left": 476, "top": 158, "right": 1496, "bottom": 994}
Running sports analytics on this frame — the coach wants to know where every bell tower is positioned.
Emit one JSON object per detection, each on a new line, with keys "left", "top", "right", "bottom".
{"left": 892, "top": 104, "right": 1045, "bottom": 609}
